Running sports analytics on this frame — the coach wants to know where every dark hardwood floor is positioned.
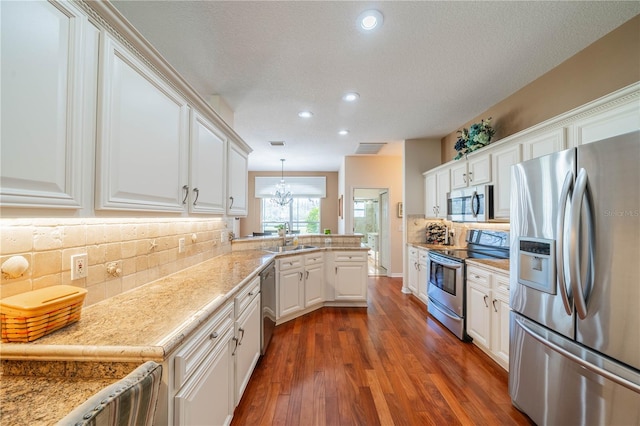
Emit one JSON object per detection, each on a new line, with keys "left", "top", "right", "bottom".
{"left": 232, "top": 276, "right": 533, "bottom": 425}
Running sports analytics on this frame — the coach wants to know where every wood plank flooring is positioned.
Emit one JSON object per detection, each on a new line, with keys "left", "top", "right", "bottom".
{"left": 231, "top": 276, "right": 533, "bottom": 425}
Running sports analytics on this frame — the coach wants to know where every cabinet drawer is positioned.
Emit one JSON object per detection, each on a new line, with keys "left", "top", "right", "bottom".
{"left": 408, "top": 247, "right": 418, "bottom": 257}
{"left": 174, "top": 301, "right": 233, "bottom": 389}
{"left": 334, "top": 251, "right": 367, "bottom": 262}
{"left": 493, "top": 272, "right": 510, "bottom": 297}
{"left": 234, "top": 276, "right": 260, "bottom": 317}
{"left": 304, "top": 253, "right": 324, "bottom": 266}
{"left": 419, "top": 251, "right": 429, "bottom": 264}
{"left": 466, "top": 266, "right": 490, "bottom": 286}
{"left": 278, "top": 256, "right": 303, "bottom": 271}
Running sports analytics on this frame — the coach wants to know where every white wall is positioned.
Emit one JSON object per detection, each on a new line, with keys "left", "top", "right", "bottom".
{"left": 342, "top": 155, "right": 403, "bottom": 277}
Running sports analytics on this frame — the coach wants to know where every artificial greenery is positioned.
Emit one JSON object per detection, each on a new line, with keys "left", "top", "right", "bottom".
{"left": 454, "top": 117, "right": 495, "bottom": 160}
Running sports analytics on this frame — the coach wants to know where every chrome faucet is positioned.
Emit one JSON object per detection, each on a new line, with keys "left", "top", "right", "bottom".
{"left": 282, "top": 222, "right": 293, "bottom": 246}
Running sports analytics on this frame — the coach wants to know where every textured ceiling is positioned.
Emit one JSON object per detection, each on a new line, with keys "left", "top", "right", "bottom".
{"left": 111, "top": 1, "right": 639, "bottom": 171}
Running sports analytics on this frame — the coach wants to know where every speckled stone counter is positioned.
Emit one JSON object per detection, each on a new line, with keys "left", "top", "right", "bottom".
{"left": 0, "top": 249, "right": 274, "bottom": 426}
{"left": 466, "top": 258, "right": 510, "bottom": 273}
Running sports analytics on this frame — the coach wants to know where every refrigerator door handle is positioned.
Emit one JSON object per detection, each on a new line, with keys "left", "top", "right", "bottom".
{"left": 556, "top": 171, "right": 574, "bottom": 315}
{"left": 569, "top": 168, "right": 595, "bottom": 320}
{"left": 516, "top": 318, "right": 640, "bottom": 394}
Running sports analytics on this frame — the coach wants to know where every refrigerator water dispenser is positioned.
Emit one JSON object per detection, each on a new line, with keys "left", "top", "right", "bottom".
{"left": 517, "top": 237, "right": 556, "bottom": 294}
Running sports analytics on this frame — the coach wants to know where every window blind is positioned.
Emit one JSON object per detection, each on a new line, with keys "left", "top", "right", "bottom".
{"left": 255, "top": 176, "right": 326, "bottom": 198}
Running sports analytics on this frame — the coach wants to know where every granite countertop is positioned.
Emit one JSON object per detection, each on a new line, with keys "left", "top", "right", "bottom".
{"left": 466, "top": 258, "right": 510, "bottom": 273}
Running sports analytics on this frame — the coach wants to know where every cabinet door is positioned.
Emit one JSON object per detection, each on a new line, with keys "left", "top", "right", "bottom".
{"left": 304, "top": 263, "right": 325, "bottom": 307}
{"left": 1, "top": 0, "right": 92, "bottom": 208}
{"left": 466, "top": 282, "right": 491, "bottom": 349}
{"left": 189, "top": 111, "right": 226, "bottom": 214}
{"left": 227, "top": 141, "right": 248, "bottom": 216}
{"left": 450, "top": 162, "right": 469, "bottom": 190}
{"left": 407, "top": 249, "right": 419, "bottom": 294}
{"left": 468, "top": 154, "right": 491, "bottom": 185}
{"left": 522, "top": 128, "right": 566, "bottom": 160}
{"left": 424, "top": 173, "right": 438, "bottom": 219}
{"left": 491, "top": 293, "right": 511, "bottom": 371}
{"left": 175, "top": 331, "right": 233, "bottom": 426}
{"left": 96, "top": 34, "right": 188, "bottom": 212}
{"left": 572, "top": 99, "right": 640, "bottom": 146}
{"left": 436, "top": 169, "right": 450, "bottom": 218}
{"left": 417, "top": 251, "right": 429, "bottom": 302}
{"left": 334, "top": 262, "right": 367, "bottom": 301}
{"left": 278, "top": 268, "right": 304, "bottom": 317}
{"left": 234, "top": 295, "right": 261, "bottom": 405}
{"left": 491, "top": 144, "right": 522, "bottom": 219}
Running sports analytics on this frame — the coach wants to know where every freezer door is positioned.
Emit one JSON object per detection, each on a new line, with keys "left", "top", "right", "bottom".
{"left": 510, "top": 148, "right": 575, "bottom": 338}
{"left": 574, "top": 132, "right": 640, "bottom": 371}
{"left": 510, "top": 312, "right": 640, "bottom": 426}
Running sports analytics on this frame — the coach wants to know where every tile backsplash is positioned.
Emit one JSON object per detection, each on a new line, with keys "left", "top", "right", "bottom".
{"left": 406, "top": 215, "right": 510, "bottom": 246}
{"left": 1, "top": 218, "right": 232, "bottom": 306}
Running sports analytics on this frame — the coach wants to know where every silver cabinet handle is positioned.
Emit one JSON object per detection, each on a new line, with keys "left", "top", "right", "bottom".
{"left": 569, "top": 168, "right": 594, "bottom": 320}
{"left": 231, "top": 336, "right": 239, "bottom": 356}
{"left": 463, "top": 173, "right": 467, "bottom": 184}
{"left": 492, "top": 299, "right": 497, "bottom": 312}
{"left": 468, "top": 171, "right": 473, "bottom": 182}
{"left": 193, "top": 187, "right": 200, "bottom": 205}
{"left": 557, "top": 171, "right": 574, "bottom": 315}
{"left": 238, "top": 327, "right": 245, "bottom": 345}
{"left": 483, "top": 294, "right": 489, "bottom": 307}
{"left": 299, "top": 271, "right": 303, "bottom": 281}
{"left": 305, "top": 270, "right": 309, "bottom": 280}
{"left": 229, "top": 196, "right": 234, "bottom": 209}
{"left": 209, "top": 331, "right": 219, "bottom": 339}
{"left": 182, "top": 185, "right": 189, "bottom": 204}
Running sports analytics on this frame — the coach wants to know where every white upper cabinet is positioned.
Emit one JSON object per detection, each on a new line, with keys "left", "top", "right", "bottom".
{"left": 450, "top": 154, "right": 491, "bottom": 190}
{"left": 1, "top": 0, "right": 95, "bottom": 209}
{"left": 96, "top": 33, "right": 189, "bottom": 212}
{"left": 227, "top": 141, "right": 249, "bottom": 216}
{"left": 491, "top": 143, "right": 521, "bottom": 219}
{"left": 189, "top": 110, "right": 227, "bottom": 214}
{"left": 572, "top": 97, "right": 640, "bottom": 146}
{"left": 522, "top": 128, "right": 566, "bottom": 161}
{"left": 424, "top": 168, "right": 450, "bottom": 219}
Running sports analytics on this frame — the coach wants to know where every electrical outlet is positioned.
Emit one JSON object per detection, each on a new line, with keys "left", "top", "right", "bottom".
{"left": 178, "top": 237, "right": 186, "bottom": 253}
{"left": 71, "top": 254, "right": 88, "bottom": 280}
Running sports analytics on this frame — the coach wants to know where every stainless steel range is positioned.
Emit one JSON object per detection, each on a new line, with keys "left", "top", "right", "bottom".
{"left": 427, "top": 229, "right": 509, "bottom": 340}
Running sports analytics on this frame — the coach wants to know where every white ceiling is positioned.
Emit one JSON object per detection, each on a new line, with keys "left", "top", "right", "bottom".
{"left": 111, "top": 1, "right": 639, "bottom": 172}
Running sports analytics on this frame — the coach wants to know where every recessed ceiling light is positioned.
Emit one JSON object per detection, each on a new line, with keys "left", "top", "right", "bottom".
{"left": 298, "top": 111, "right": 313, "bottom": 118}
{"left": 342, "top": 92, "right": 360, "bottom": 102}
{"left": 338, "top": 130, "right": 349, "bottom": 136}
{"left": 358, "top": 10, "right": 383, "bottom": 31}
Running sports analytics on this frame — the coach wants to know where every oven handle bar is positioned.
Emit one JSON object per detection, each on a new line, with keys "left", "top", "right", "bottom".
{"left": 428, "top": 296, "right": 461, "bottom": 321}
{"left": 428, "top": 253, "right": 463, "bottom": 268}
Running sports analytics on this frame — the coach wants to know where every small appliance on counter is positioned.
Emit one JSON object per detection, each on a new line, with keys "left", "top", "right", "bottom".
{"left": 427, "top": 229, "right": 509, "bottom": 341}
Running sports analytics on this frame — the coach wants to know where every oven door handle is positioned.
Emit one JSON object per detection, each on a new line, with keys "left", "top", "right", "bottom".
{"left": 428, "top": 254, "right": 463, "bottom": 269}
{"left": 428, "top": 296, "right": 460, "bottom": 321}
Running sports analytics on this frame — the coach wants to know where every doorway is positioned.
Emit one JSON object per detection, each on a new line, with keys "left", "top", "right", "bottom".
{"left": 353, "top": 188, "right": 388, "bottom": 276}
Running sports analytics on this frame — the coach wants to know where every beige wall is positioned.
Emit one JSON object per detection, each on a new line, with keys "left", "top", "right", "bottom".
{"left": 343, "top": 155, "right": 403, "bottom": 277}
{"left": 0, "top": 218, "right": 232, "bottom": 306}
{"left": 441, "top": 15, "right": 640, "bottom": 163}
{"left": 240, "top": 171, "right": 339, "bottom": 237}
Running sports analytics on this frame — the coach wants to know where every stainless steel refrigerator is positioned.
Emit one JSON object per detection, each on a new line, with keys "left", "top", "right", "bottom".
{"left": 509, "top": 131, "right": 640, "bottom": 425}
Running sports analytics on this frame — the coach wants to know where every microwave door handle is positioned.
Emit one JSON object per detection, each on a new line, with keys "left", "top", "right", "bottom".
{"left": 557, "top": 171, "right": 574, "bottom": 315}
{"left": 471, "top": 191, "right": 479, "bottom": 217}
{"left": 569, "top": 168, "right": 594, "bottom": 320}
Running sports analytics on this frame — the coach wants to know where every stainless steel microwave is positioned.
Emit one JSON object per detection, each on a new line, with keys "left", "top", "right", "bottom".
{"left": 446, "top": 185, "right": 494, "bottom": 222}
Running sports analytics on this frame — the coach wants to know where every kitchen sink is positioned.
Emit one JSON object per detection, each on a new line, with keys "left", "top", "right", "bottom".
{"left": 263, "top": 245, "right": 317, "bottom": 253}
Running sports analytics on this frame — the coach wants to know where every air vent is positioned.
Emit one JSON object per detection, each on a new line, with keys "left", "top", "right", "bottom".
{"left": 355, "top": 143, "right": 387, "bottom": 155}
{"left": 269, "top": 141, "right": 285, "bottom": 147}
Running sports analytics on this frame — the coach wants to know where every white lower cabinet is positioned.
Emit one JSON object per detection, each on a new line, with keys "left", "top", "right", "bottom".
{"left": 277, "top": 253, "right": 325, "bottom": 321}
{"left": 407, "top": 246, "right": 419, "bottom": 294}
{"left": 233, "top": 279, "right": 261, "bottom": 406}
{"left": 304, "top": 253, "right": 325, "bottom": 307}
{"left": 174, "top": 303, "right": 234, "bottom": 426}
{"left": 466, "top": 264, "right": 510, "bottom": 371}
{"left": 332, "top": 251, "right": 367, "bottom": 302}
{"left": 417, "top": 250, "right": 429, "bottom": 303}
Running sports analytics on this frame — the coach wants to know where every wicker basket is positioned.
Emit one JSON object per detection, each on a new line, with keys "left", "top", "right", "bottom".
{"left": 1, "top": 285, "right": 87, "bottom": 343}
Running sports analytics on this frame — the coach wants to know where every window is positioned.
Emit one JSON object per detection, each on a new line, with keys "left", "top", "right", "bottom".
{"left": 262, "top": 198, "right": 320, "bottom": 234}
{"left": 354, "top": 200, "right": 366, "bottom": 218}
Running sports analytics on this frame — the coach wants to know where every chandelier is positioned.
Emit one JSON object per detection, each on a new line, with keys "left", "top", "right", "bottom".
{"left": 271, "top": 159, "right": 293, "bottom": 206}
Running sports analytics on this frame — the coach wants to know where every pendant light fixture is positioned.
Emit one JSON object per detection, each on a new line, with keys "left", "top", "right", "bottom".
{"left": 271, "top": 159, "right": 293, "bottom": 206}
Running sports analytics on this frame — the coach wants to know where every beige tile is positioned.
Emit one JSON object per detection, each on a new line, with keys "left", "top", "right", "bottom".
{"left": 136, "top": 224, "right": 149, "bottom": 239}
{"left": 61, "top": 248, "right": 87, "bottom": 272}
{"left": 87, "top": 245, "right": 106, "bottom": 265}
{"left": 121, "top": 241, "right": 137, "bottom": 259}
{"left": 85, "top": 282, "right": 107, "bottom": 306}
{"left": 136, "top": 240, "right": 149, "bottom": 256}
{"left": 104, "top": 243, "right": 122, "bottom": 262}
{"left": 0, "top": 279, "right": 33, "bottom": 299}
{"left": 86, "top": 264, "right": 105, "bottom": 287}
{"left": 32, "top": 273, "right": 63, "bottom": 290}
{"left": 122, "top": 258, "right": 136, "bottom": 276}
{"left": 147, "top": 223, "right": 160, "bottom": 238}
{"left": 0, "top": 226, "right": 34, "bottom": 255}
{"left": 62, "top": 225, "right": 87, "bottom": 248}
{"left": 105, "top": 224, "right": 122, "bottom": 243}
{"left": 61, "top": 270, "right": 86, "bottom": 287}
{"left": 106, "top": 278, "right": 123, "bottom": 299}
{"left": 32, "top": 250, "right": 62, "bottom": 278}
{"left": 121, "top": 224, "right": 137, "bottom": 241}
{"left": 121, "top": 274, "right": 137, "bottom": 293}
{"left": 136, "top": 255, "right": 148, "bottom": 272}
{"left": 159, "top": 222, "right": 173, "bottom": 237}
{"left": 134, "top": 270, "right": 149, "bottom": 288}
{"left": 33, "top": 227, "right": 63, "bottom": 251}
{"left": 86, "top": 224, "right": 107, "bottom": 245}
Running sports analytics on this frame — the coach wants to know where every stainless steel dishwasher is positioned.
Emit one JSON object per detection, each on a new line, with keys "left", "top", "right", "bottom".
{"left": 260, "top": 261, "right": 276, "bottom": 355}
